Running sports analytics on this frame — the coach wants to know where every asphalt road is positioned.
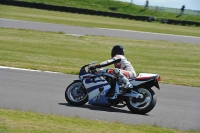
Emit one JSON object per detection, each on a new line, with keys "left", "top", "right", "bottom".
{"left": 0, "top": 18, "right": 200, "bottom": 44}
{"left": 1, "top": 18, "right": 200, "bottom": 131}
{"left": 0, "top": 67, "right": 200, "bottom": 131}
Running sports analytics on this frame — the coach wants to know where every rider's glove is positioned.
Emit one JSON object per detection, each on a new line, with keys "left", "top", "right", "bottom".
{"left": 95, "top": 64, "right": 101, "bottom": 68}
{"left": 89, "top": 64, "right": 101, "bottom": 70}
{"left": 89, "top": 66, "right": 96, "bottom": 70}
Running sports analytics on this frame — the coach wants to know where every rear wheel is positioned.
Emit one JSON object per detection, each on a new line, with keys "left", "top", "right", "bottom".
{"left": 65, "top": 81, "right": 88, "bottom": 106}
{"left": 126, "top": 88, "right": 156, "bottom": 114}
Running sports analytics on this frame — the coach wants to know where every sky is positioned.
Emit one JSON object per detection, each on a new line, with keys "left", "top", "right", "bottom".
{"left": 119, "top": 0, "right": 200, "bottom": 10}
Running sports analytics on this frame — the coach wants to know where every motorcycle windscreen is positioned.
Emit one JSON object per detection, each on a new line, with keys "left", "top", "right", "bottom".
{"left": 83, "top": 76, "right": 111, "bottom": 105}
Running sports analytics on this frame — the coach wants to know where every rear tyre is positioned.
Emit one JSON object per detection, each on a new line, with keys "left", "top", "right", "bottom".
{"left": 65, "top": 81, "right": 88, "bottom": 106}
{"left": 126, "top": 88, "right": 156, "bottom": 114}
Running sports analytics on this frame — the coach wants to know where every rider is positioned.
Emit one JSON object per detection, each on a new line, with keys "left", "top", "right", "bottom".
{"left": 92, "top": 45, "right": 137, "bottom": 92}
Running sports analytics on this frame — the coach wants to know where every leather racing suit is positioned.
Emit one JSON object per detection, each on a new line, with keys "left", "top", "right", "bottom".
{"left": 97, "top": 55, "right": 136, "bottom": 89}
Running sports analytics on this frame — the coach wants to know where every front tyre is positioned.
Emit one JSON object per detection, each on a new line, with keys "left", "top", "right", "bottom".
{"left": 126, "top": 88, "right": 156, "bottom": 114}
{"left": 65, "top": 81, "right": 88, "bottom": 106}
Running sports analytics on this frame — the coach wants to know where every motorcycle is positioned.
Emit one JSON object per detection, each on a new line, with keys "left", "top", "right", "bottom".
{"left": 65, "top": 61, "right": 161, "bottom": 114}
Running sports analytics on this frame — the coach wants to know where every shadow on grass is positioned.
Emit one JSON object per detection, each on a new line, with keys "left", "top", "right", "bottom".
{"left": 58, "top": 102, "right": 149, "bottom": 116}
{"left": 139, "top": 9, "right": 146, "bottom": 13}
{"left": 109, "top": 7, "right": 118, "bottom": 11}
{"left": 176, "top": 14, "right": 182, "bottom": 18}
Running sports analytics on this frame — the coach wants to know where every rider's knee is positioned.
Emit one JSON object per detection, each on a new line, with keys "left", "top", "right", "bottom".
{"left": 113, "top": 68, "right": 120, "bottom": 77}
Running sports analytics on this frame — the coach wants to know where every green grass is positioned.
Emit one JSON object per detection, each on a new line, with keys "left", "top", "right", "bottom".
{"left": 0, "top": 5, "right": 200, "bottom": 37}
{"left": 1, "top": 2, "right": 200, "bottom": 132}
{"left": 0, "top": 109, "right": 199, "bottom": 133}
{"left": 20, "top": 0, "right": 200, "bottom": 22}
{"left": 0, "top": 28, "right": 200, "bottom": 87}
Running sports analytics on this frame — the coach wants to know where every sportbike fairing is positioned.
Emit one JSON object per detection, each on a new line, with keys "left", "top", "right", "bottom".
{"left": 82, "top": 76, "right": 111, "bottom": 105}
{"left": 78, "top": 63, "right": 112, "bottom": 105}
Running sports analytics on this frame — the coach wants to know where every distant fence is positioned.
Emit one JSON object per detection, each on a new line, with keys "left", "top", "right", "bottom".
{"left": 149, "top": 6, "right": 200, "bottom": 16}
{"left": 1, "top": 0, "right": 200, "bottom": 26}
{"left": 120, "top": 0, "right": 200, "bottom": 16}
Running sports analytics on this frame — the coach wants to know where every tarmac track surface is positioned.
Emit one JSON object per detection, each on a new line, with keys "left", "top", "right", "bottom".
{"left": 0, "top": 67, "right": 200, "bottom": 131}
{"left": 0, "top": 18, "right": 200, "bottom": 44}
{"left": 0, "top": 18, "right": 200, "bottom": 131}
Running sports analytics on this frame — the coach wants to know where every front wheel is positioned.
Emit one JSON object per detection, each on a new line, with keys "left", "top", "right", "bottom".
{"left": 65, "top": 81, "right": 88, "bottom": 106}
{"left": 126, "top": 88, "right": 156, "bottom": 114}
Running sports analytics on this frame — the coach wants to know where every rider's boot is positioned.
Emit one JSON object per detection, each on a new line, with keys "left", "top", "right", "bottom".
{"left": 109, "top": 76, "right": 133, "bottom": 99}
{"left": 118, "top": 75, "right": 133, "bottom": 93}
{"left": 113, "top": 68, "right": 133, "bottom": 94}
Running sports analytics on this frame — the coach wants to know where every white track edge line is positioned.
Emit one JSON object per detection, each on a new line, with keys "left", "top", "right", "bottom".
{"left": 1, "top": 18, "right": 199, "bottom": 39}
{"left": 0, "top": 66, "right": 62, "bottom": 74}
{"left": 96, "top": 27, "right": 200, "bottom": 38}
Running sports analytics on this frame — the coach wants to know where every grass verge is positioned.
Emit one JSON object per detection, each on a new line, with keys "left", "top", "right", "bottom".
{"left": 0, "top": 5, "right": 200, "bottom": 37}
{"left": 0, "top": 109, "right": 199, "bottom": 133}
{"left": 20, "top": 0, "right": 200, "bottom": 22}
{"left": 0, "top": 28, "right": 200, "bottom": 87}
